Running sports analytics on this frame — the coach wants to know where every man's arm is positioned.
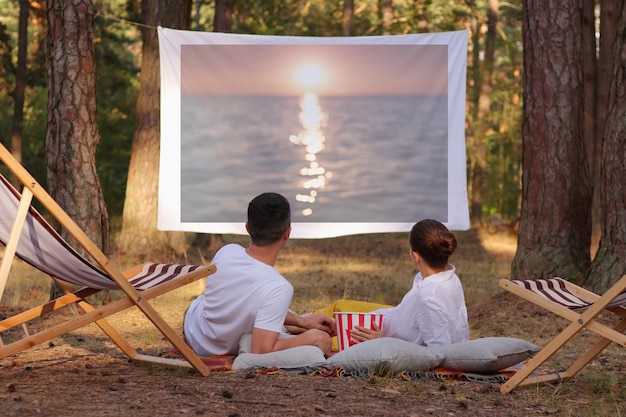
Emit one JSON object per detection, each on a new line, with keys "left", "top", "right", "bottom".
{"left": 284, "top": 310, "right": 336, "bottom": 336}
{"left": 249, "top": 327, "right": 280, "bottom": 354}
{"left": 250, "top": 327, "right": 332, "bottom": 357}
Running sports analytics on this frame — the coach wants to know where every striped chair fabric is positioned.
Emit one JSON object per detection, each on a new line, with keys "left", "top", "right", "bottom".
{"left": 511, "top": 278, "right": 626, "bottom": 311}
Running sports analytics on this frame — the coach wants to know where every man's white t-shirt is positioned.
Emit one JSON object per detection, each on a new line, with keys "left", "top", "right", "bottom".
{"left": 183, "top": 244, "right": 293, "bottom": 356}
{"left": 373, "top": 265, "right": 469, "bottom": 348}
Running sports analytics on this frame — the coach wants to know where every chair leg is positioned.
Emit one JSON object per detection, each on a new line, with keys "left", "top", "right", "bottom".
{"left": 130, "top": 299, "right": 211, "bottom": 376}
{"left": 53, "top": 279, "right": 138, "bottom": 359}
{"left": 500, "top": 319, "right": 586, "bottom": 394}
{"left": 0, "top": 293, "right": 150, "bottom": 360}
{"left": 74, "top": 298, "right": 139, "bottom": 359}
{"left": 0, "top": 287, "right": 99, "bottom": 332}
{"left": 501, "top": 316, "right": 626, "bottom": 394}
{"left": 1, "top": 270, "right": 214, "bottom": 377}
{"left": 564, "top": 317, "right": 626, "bottom": 378}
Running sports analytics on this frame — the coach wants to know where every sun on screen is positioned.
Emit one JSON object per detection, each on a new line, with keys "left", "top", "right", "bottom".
{"left": 296, "top": 63, "right": 326, "bottom": 89}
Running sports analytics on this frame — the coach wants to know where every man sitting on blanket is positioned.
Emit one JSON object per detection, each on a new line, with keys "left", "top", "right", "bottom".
{"left": 183, "top": 192, "right": 335, "bottom": 357}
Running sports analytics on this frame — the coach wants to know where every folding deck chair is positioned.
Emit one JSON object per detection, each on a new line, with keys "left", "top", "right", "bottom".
{"left": 498, "top": 275, "right": 626, "bottom": 393}
{"left": 0, "top": 143, "right": 216, "bottom": 376}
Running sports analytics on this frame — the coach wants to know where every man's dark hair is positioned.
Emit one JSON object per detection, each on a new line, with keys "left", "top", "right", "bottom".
{"left": 247, "top": 192, "right": 291, "bottom": 246}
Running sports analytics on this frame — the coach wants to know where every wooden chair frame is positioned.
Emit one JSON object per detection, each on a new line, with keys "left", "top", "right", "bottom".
{"left": 0, "top": 143, "right": 215, "bottom": 376}
{"left": 498, "top": 275, "right": 626, "bottom": 393}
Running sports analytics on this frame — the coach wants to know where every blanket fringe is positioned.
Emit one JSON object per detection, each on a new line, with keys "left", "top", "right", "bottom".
{"left": 160, "top": 349, "right": 537, "bottom": 382}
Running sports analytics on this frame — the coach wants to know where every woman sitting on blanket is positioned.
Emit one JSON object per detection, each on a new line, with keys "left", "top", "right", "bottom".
{"left": 288, "top": 219, "right": 470, "bottom": 350}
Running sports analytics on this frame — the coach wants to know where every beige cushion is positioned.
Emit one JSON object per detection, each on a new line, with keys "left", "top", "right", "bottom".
{"left": 435, "top": 337, "right": 540, "bottom": 373}
{"left": 233, "top": 333, "right": 326, "bottom": 370}
{"left": 232, "top": 345, "right": 327, "bottom": 370}
{"left": 325, "top": 337, "right": 444, "bottom": 372}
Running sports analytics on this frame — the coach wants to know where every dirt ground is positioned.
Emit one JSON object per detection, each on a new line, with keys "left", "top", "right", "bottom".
{"left": 0, "top": 341, "right": 543, "bottom": 417}
{"left": 2, "top": 294, "right": 624, "bottom": 417}
{"left": 1, "top": 229, "right": 625, "bottom": 417}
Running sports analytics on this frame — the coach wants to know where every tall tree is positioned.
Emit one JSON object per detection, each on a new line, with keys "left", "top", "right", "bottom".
{"left": 9, "top": 0, "right": 29, "bottom": 172}
{"left": 343, "top": 0, "right": 355, "bottom": 36}
{"left": 46, "top": 0, "right": 108, "bottom": 301}
{"left": 468, "top": 0, "right": 498, "bottom": 225}
{"left": 381, "top": 0, "right": 393, "bottom": 35}
{"left": 46, "top": 0, "right": 109, "bottom": 254}
{"left": 590, "top": 0, "right": 619, "bottom": 255}
{"left": 118, "top": 0, "right": 192, "bottom": 258}
{"left": 511, "top": 0, "right": 592, "bottom": 281}
{"left": 214, "top": 0, "right": 234, "bottom": 32}
{"left": 586, "top": 1, "right": 626, "bottom": 291}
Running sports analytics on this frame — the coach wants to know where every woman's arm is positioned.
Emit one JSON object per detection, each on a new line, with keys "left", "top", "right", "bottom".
{"left": 417, "top": 296, "right": 452, "bottom": 348}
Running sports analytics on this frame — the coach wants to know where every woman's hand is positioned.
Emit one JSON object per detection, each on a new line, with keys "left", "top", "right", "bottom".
{"left": 350, "top": 323, "right": 383, "bottom": 344}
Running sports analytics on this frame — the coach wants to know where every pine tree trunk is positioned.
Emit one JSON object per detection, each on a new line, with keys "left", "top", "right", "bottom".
{"left": 118, "top": 0, "right": 192, "bottom": 258}
{"left": 469, "top": 0, "right": 498, "bottom": 225}
{"left": 586, "top": 1, "right": 626, "bottom": 292}
{"left": 46, "top": 0, "right": 109, "bottom": 299}
{"left": 46, "top": 0, "right": 109, "bottom": 253}
{"left": 214, "top": 0, "right": 234, "bottom": 32}
{"left": 343, "top": 0, "right": 354, "bottom": 36}
{"left": 9, "top": 0, "right": 29, "bottom": 176}
{"left": 511, "top": 0, "right": 592, "bottom": 281}
{"left": 591, "top": 0, "right": 620, "bottom": 257}
{"left": 381, "top": 0, "right": 393, "bottom": 35}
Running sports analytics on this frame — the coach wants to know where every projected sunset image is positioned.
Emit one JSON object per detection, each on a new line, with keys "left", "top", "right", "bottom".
{"left": 296, "top": 63, "right": 326, "bottom": 88}
{"left": 179, "top": 43, "right": 449, "bottom": 223}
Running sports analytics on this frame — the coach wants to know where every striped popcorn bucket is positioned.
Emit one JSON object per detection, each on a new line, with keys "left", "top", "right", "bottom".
{"left": 334, "top": 312, "right": 384, "bottom": 351}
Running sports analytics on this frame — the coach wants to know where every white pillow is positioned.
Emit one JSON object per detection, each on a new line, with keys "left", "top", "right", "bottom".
{"left": 435, "top": 337, "right": 540, "bottom": 373}
{"left": 325, "top": 337, "right": 444, "bottom": 372}
{"left": 232, "top": 345, "right": 327, "bottom": 370}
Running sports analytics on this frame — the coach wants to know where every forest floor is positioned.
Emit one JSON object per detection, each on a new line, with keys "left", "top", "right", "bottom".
{"left": 1, "top": 228, "right": 625, "bottom": 417}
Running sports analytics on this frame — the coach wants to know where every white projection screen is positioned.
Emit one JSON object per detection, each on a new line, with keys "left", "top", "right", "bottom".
{"left": 157, "top": 27, "right": 470, "bottom": 238}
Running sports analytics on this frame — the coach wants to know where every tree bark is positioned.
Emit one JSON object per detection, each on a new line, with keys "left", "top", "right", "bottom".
{"left": 469, "top": 0, "right": 498, "bottom": 225}
{"left": 414, "top": 1, "right": 429, "bottom": 32}
{"left": 214, "top": 0, "right": 235, "bottom": 33}
{"left": 586, "top": 1, "right": 626, "bottom": 292}
{"left": 118, "top": 0, "right": 192, "bottom": 258}
{"left": 343, "top": 0, "right": 354, "bottom": 36}
{"left": 9, "top": 0, "right": 29, "bottom": 176}
{"left": 511, "top": 0, "right": 592, "bottom": 281}
{"left": 46, "top": 0, "right": 109, "bottom": 299}
{"left": 381, "top": 0, "right": 393, "bottom": 35}
{"left": 46, "top": 0, "right": 109, "bottom": 253}
{"left": 590, "top": 0, "right": 619, "bottom": 257}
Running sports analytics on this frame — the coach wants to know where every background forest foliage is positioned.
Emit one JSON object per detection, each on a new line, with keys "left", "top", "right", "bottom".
{"left": 0, "top": 0, "right": 523, "bottom": 226}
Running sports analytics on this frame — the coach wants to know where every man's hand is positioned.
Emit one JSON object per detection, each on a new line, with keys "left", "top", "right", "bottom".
{"left": 274, "top": 329, "right": 333, "bottom": 357}
{"left": 285, "top": 311, "right": 336, "bottom": 336}
{"left": 350, "top": 323, "right": 383, "bottom": 344}
{"left": 287, "top": 329, "right": 333, "bottom": 356}
{"left": 299, "top": 313, "right": 336, "bottom": 336}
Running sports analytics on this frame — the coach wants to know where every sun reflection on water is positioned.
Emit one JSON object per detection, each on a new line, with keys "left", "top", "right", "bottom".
{"left": 289, "top": 92, "right": 332, "bottom": 217}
